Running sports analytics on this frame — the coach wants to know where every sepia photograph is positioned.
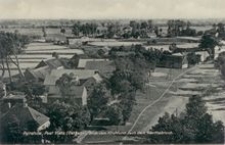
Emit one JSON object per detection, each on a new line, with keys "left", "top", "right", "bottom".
{"left": 0, "top": 0, "right": 225, "bottom": 144}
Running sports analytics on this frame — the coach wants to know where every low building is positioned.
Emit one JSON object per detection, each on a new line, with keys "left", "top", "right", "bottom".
{"left": 47, "top": 85, "right": 87, "bottom": 106}
{"left": 24, "top": 66, "right": 51, "bottom": 82}
{"left": 85, "top": 61, "right": 116, "bottom": 78}
{"left": 35, "top": 58, "right": 65, "bottom": 69}
{"left": 24, "top": 58, "right": 68, "bottom": 82}
{"left": 0, "top": 95, "right": 50, "bottom": 132}
{"left": 157, "top": 53, "right": 188, "bottom": 69}
{"left": 44, "top": 69, "right": 98, "bottom": 87}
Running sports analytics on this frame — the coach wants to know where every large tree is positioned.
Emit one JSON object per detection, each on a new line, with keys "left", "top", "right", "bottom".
{"left": 47, "top": 101, "right": 90, "bottom": 134}
{"left": 152, "top": 96, "right": 224, "bottom": 143}
{"left": 199, "top": 34, "right": 219, "bottom": 59}
{"left": 0, "top": 32, "right": 30, "bottom": 83}
{"left": 87, "top": 83, "right": 109, "bottom": 121}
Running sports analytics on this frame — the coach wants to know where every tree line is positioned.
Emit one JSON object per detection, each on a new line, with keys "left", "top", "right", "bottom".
{"left": 151, "top": 96, "right": 224, "bottom": 143}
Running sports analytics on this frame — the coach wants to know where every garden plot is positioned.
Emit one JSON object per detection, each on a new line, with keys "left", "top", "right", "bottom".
{"left": 17, "top": 54, "right": 74, "bottom": 59}
{"left": 187, "top": 69, "right": 218, "bottom": 75}
{"left": 143, "top": 96, "right": 189, "bottom": 131}
{"left": 89, "top": 41, "right": 143, "bottom": 47}
{"left": 205, "top": 100, "right": 225, "bottom": 124}
{"left": 24, "top": 49, "right": 83, "bottom": 55}
{"left": 179, "top": 83, "right": 219, "bottom": 91}
{"left": 198, "top": 64, "right": 215, "bottom": 69}
{"left": 25, "top": 43, "right": 69, "bottom": 51}
{"left": 151, "top": 72, "right": 167, "bottom": 77}
{"left": 175, "top": 78, "right": 198, "bottom": 83}
{"left": 173, "top": 89, "right": 202, "bottom": 96}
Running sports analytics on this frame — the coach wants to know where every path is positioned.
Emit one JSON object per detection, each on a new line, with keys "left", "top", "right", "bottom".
{"left": 126, "top": 65, "right": 198, "bottom": 134}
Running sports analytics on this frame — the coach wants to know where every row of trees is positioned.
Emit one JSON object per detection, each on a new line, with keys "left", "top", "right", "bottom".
{"left": 72, "top": 22, "right": 98, "bottom": 37}
{"left": 71, "top": 20, "right": 213, "bottom": 39}
{"left": 167, "top": 20, "right": 197, "bottom": 37}
{"left": 152, "top": 96, "right": 224, "bottom": 143}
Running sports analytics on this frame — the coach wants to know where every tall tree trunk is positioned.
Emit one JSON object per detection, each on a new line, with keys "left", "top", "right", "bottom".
{"left": 9, "top": 55, "right": 24, "bottom": 78}
{"left": 1, "top": 58, "right": 5, "bottom": 78}
{"left": 5, "top": 57, "right": 12, "bottom": 84}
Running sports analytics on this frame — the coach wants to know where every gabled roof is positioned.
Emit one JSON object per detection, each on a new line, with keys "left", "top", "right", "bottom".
{"left": 85, "top": 61, "right": 116, "bottom": 78}
{"left": 44, "top": 69, "right": 96, "bottom": 86}
{"left": 1, "top": 104, "right": 49, "bottom": 130}
{"left": 77, "top": 59, "right": 109, "bottom": 68}
{"left": 48, "top": 86, "right": 85, "bottom": 99}
{"left": 25, "top": 66, "right": 51, "bottom": 80}
{"left": 35, "top": 58, "right": 65, "bottom": 69}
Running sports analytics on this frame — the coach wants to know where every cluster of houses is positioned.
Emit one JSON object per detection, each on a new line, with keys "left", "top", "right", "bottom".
{"left": 0, "top": 51, "right": 116, "bottom": 134}
{"left": 0, "top": 35, "right": 221, "bottom": 135}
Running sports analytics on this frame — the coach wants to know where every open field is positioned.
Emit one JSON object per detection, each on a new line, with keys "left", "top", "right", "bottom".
{"left": 101, "top": 63, "right": 225, "bottom": 133}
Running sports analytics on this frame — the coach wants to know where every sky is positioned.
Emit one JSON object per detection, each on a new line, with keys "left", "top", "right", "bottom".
{"left": 0, "top": 0, "right": 225, "bottom": 19}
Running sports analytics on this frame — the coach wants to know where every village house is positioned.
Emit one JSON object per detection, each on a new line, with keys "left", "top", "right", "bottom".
{"left": 35, "top": 58, "right": 66, "bottom": 69}
{"left": 81, "top": 46, "right": 110, "bottom": 56}
{"left": 44, "top": 69, "right": 102, "bottom": 105}
{"left": 157, "top": 53, "right": 188, "bottom": 69}
{"left": 47, "top": 85, "right": 88, "bottom": 106}
{"left": 24, "top": 58, "right": 68, "bottom": 82}
{"left": 0, "top": 95, "right": 50, "bottom": 132}
{"left": 44, "top": 69, "right": 99, "bottom": 87}
{"left": 24, "top": 66, "right": 51, "bottom": 82}
{"left": 85, "top": 60, "right": 116, "bottom": 78}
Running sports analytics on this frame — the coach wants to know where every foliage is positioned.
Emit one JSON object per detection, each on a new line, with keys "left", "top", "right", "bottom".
{"left": 87, "top": 83, "right": 109, "bottom": 121}
{"left": 55, "top": 73, "right": 80, "bottom": 96}
{"left": 167, "top": 20, "right": 196, "bottom": 37}
{"left": 187, "top": 52, "right": 200, "bottom": 66}
{"left": 1, "top": 115, "right": 24, "bottom": 143}
{"left": 47, "top": 100, "right": 90, "bottom": 133}
{"left": 72, "top": 22, "right": 98, "bottom": 37}
{"left": 199, "top": 34, "right": 219, "bottom": 58}
{"left": 119, "top": 91, "right": 136, "bottom": 123}
{"left": 104, "top": 104, "right": 123, "bottom": 125}
{"left": 152, "top": 96, "right": 224, "bottom": 143}
{"left": 60, "top": 28, "right": 66, "bottom": 34}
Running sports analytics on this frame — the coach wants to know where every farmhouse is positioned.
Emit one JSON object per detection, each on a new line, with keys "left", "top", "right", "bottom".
{"left": 35, "top": 58, "right": 66, "bottom": 69}
{"left": 0, "top": 96, "right": 50, "bottom": 132}
{"left": 24, "top": 66, "right": 51, "bottom": 82}
{"left": 24, "top": 58, "right": 69, "bottom": 82}
{"left": 44, "top": 69, "right": 98, "bottom": 86}
{"left": 47, "top": 85, "right": 88, "bottom": 106}
{"left": 85, "top": 61, "right": 116, "bottom": 78}
{"left": 157, "top": 53, "right": 188, "bottom": 69}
